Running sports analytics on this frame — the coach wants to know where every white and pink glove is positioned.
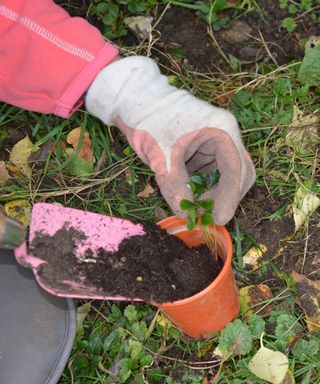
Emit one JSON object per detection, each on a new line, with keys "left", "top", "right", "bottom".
{"left": 86, "top": 56, "right": 255, "bottom": 225}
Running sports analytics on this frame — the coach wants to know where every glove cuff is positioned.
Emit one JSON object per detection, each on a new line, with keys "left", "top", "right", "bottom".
{"left": 85, "top": 56, "right": 175, "bottom": 126}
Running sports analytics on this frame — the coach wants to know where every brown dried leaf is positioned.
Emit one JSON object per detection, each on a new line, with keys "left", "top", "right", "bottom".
{"left": 67, "top": 127, "right": 94, "bottom": 164}
{"left": 137, "top": 183, "right": 155, "bottom": 198}
{"left": 0, "top": 161, "right": 10, "bottom": 184}
{"left": 292, "top": 271, "right": 320, "bottom": 332}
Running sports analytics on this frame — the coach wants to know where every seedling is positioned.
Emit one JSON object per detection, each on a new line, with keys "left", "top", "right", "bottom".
{"left": 180, "top": 170, "right": 220, "bottom": 231}
{"left": 180, "top": 171, "right": 220, "bottom": 259}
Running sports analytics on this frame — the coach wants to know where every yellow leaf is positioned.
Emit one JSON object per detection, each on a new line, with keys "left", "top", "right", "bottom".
{"left": 156, "top": 313, "right": 173, "bottom": 329}
{"left": 66, "top": 127, "right": 94, "bottom": 165}
{"left": 243, "top": 244, "right": 267, "bottom": 271}
{"left": 248, "top": 333, "right": 289, "bottom": 384}
{"left": 0, "top": 161, "right": 10, "bottom": 184}
{"left": 4, "top": 200, "right": 31, "bottom": 227}
{"left": 292, "top": 186, "right": 320, "bottom": 232}
{"left": 240, "top": 284, "right": 273, "bottom": 317}
{"left": 9, "top": 136, "right": 33, "bottom": 177}
{"left": 137, "top": 183, "right": 155, "bottom": 198}
{"left": 292, "top": 271, "right": 320, "bottom": 332}
{"left": 275, "top": 106, "right": 319, "bottom": 156}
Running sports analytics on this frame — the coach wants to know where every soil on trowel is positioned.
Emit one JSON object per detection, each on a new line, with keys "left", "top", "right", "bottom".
{"left": 30, "top": 222, "right": 223, "bottom": 303}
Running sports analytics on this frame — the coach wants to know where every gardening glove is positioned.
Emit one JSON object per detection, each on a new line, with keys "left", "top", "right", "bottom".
{"left": 85, "top": 56, "right": 256, "bottom": 225}
{"left": 0, "top": 210, "right": 26, "bottom": 249}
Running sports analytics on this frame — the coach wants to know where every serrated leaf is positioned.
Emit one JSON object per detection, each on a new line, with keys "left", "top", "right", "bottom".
{"left": 131, "top": 321, "right": 148, "bottom": 341}
{"left": 247, "top": 315, "right": 266, "bottom": 339}
{"left": 292, "top": 338, "right": 319, "bottom": 357}
{"left": 298, "top": 36, "right": 320, "bottom": 86}
{"left": 124, "top": 304, "right": 138, "bottom": 322}
{"left": 216, "top": 319, "right": 252, "bottom": 358}
{"left": 128, "top": 339, "right": 143, "bottom": 360}
{"left": 9, "top": 135, "right": 33, "bottom": 177}
{"left": 248, "top": 334, "right": 289, "bottom": 384}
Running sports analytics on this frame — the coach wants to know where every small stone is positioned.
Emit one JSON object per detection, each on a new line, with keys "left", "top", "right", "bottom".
{"left": 223, "top": 20, "right": 252, "bottom": 44}
{"left": 136, "top": 276, "right": 143, "bottom": 282}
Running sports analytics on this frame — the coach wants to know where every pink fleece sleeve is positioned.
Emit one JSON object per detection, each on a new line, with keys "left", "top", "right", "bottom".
{"left": 0, "top": 0, "right": 119, "bottom": 117}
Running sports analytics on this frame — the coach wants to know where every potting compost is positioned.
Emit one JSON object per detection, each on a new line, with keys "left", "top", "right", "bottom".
{"left": 30, "top": 222, "right": 223, "bottom": 303}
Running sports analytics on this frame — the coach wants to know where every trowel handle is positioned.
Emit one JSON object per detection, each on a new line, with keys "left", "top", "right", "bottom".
{"left": 0, "top": 210, "right": 26, "bottom": 250}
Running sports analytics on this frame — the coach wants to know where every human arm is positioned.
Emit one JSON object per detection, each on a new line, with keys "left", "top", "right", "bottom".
{"left": 85, "top": 57, "right": 256, "bottom": 225}
{"left": 0, "top": 0, "right": 119, "bottom": 117}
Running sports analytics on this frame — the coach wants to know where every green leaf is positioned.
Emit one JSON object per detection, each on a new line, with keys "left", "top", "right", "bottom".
{"left": 199, "top": 199, "right": 214, "bottom": 210}
{"left": 292, "top": 338, "right": 319, "bottom": 357}
{"left": 217, "top": 319, "right": 253, "bottom": 358}
{"left": 66, "top": 152, "right": 93, "bottom": 178}
{"left": 281, "top": 17, "right": 297, "bottom": 32}
{"left": 119, "top": 358, "right": 132, "bottom": 382}
{"left": 298, "top": 39, "right": 320, "bottom": 86}
{"left": 279, "top": 0, "right": 288, "bottom": 9}
{"left": 96, "top": 2, "right": 109, "bottom": 13}
{"left": 131, "top": 321, "right": 148, "bottom": 341}
{"left": 247, "top": 315, "right": 265, "bottom": 339}
{"left": 180, "top": 199, "right": 195, "bottom": 211}
{"left": 201, "top": 211, "right": 213, "bottom": 226}
{"left": 128, "top": 339, "right": 143, "bottom": 360}
{"left": 124, "top": 304, "right": 138, "bottom": 322}
{"left": 88, "top": 330, "right": 104, "bottom": 355}
{"left": 187, "top": 219, "right": 195, "bottom": 231}
{"left": 288, "top": 4, "right": 298, "bottom": 14}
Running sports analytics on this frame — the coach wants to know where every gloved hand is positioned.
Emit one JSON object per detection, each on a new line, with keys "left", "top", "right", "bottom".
{"left": 0, "top": 209, "right": 26, "bottom": 249}
{"left": 86, "top": 56, "right": 255, "bottom": 225}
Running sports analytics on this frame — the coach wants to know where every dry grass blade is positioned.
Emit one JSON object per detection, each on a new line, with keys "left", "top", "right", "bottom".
{"left": 201, "top": 226, "right": 218, "bottom": 262}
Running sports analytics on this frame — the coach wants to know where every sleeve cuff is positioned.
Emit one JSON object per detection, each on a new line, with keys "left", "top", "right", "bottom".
{"left": 54, "top": 43, "right": 119, "bottom": 118}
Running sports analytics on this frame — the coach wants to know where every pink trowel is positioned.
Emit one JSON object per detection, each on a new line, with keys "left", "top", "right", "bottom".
{"left": 14, "top": 203, "right": 145, "bottom": 301}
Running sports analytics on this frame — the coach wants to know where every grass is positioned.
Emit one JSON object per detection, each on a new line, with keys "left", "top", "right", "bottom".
{"left": 1, "top": 1, "right": 320, "bottom": 383}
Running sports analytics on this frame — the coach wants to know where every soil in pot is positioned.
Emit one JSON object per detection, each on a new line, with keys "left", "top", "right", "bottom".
{"left": 29, "top": 222, "right": 223, "bottom": 303}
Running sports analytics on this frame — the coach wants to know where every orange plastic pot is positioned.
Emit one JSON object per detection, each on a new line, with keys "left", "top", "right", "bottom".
{"left": 155, "top": 216, "right": 240, "bottom": 339}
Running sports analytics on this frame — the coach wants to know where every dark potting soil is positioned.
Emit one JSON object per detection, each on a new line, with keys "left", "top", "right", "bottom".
{"left": 30, "top": 222, "right": 223, "bottom": 303}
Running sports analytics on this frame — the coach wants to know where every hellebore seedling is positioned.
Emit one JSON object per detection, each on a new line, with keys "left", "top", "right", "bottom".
{"left": 180, "top": 170, "right": 220, "bottom": 231}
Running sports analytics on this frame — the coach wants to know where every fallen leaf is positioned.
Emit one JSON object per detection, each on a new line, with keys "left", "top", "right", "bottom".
{"left": 28, "top": 140, "right": 52, "bottom": 167}
{"left": 138, "top": 183, "right": 155, "bottom": 198}
{"left": 298, "top": 36, "right": 320, "bottom": 86}
{"left": 248, "top": 333, "right": 289, "bottom": 384}
{"left": 66, "top": 127, "right": 94, "bottom": 164}
{"left": 292, "top": 185, "right": 320, "bottom": 232}
{"left": 156, "top": 313, "right": 172, "bottom": 327}
{"left": 0, "top": 161, "right": 10, "bottom": 184}
{"left": 9, "top": 135, "right": 33, "bottom": 177}
{"left": 240, "top": 284, "right": 273, "bottom": 317}
{"left": 64, "top": 148, "right": 93, "bottom": 178}
{"left": 76, "top": 302, "right": 91, "bottom": 332}
{"left": 4, "top": 199, "right": 31, "bottom": 227}
{"left": 243, "top": 244, "right": 267, "bottom": 271}
{"left": 292, "top": 271, "right": 320, "bottom": 332}
{"left": 124, "top": 16, "right": 153, "bottom": 39}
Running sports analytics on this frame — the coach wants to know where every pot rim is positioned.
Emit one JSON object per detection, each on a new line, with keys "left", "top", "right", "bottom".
{"left": 155, "top": 216, "right": 233, "bottom": 307}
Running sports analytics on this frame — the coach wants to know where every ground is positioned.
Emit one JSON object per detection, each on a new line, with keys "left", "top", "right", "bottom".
{"left": 1, "top": 0, "right": 320, "bottom": 383}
